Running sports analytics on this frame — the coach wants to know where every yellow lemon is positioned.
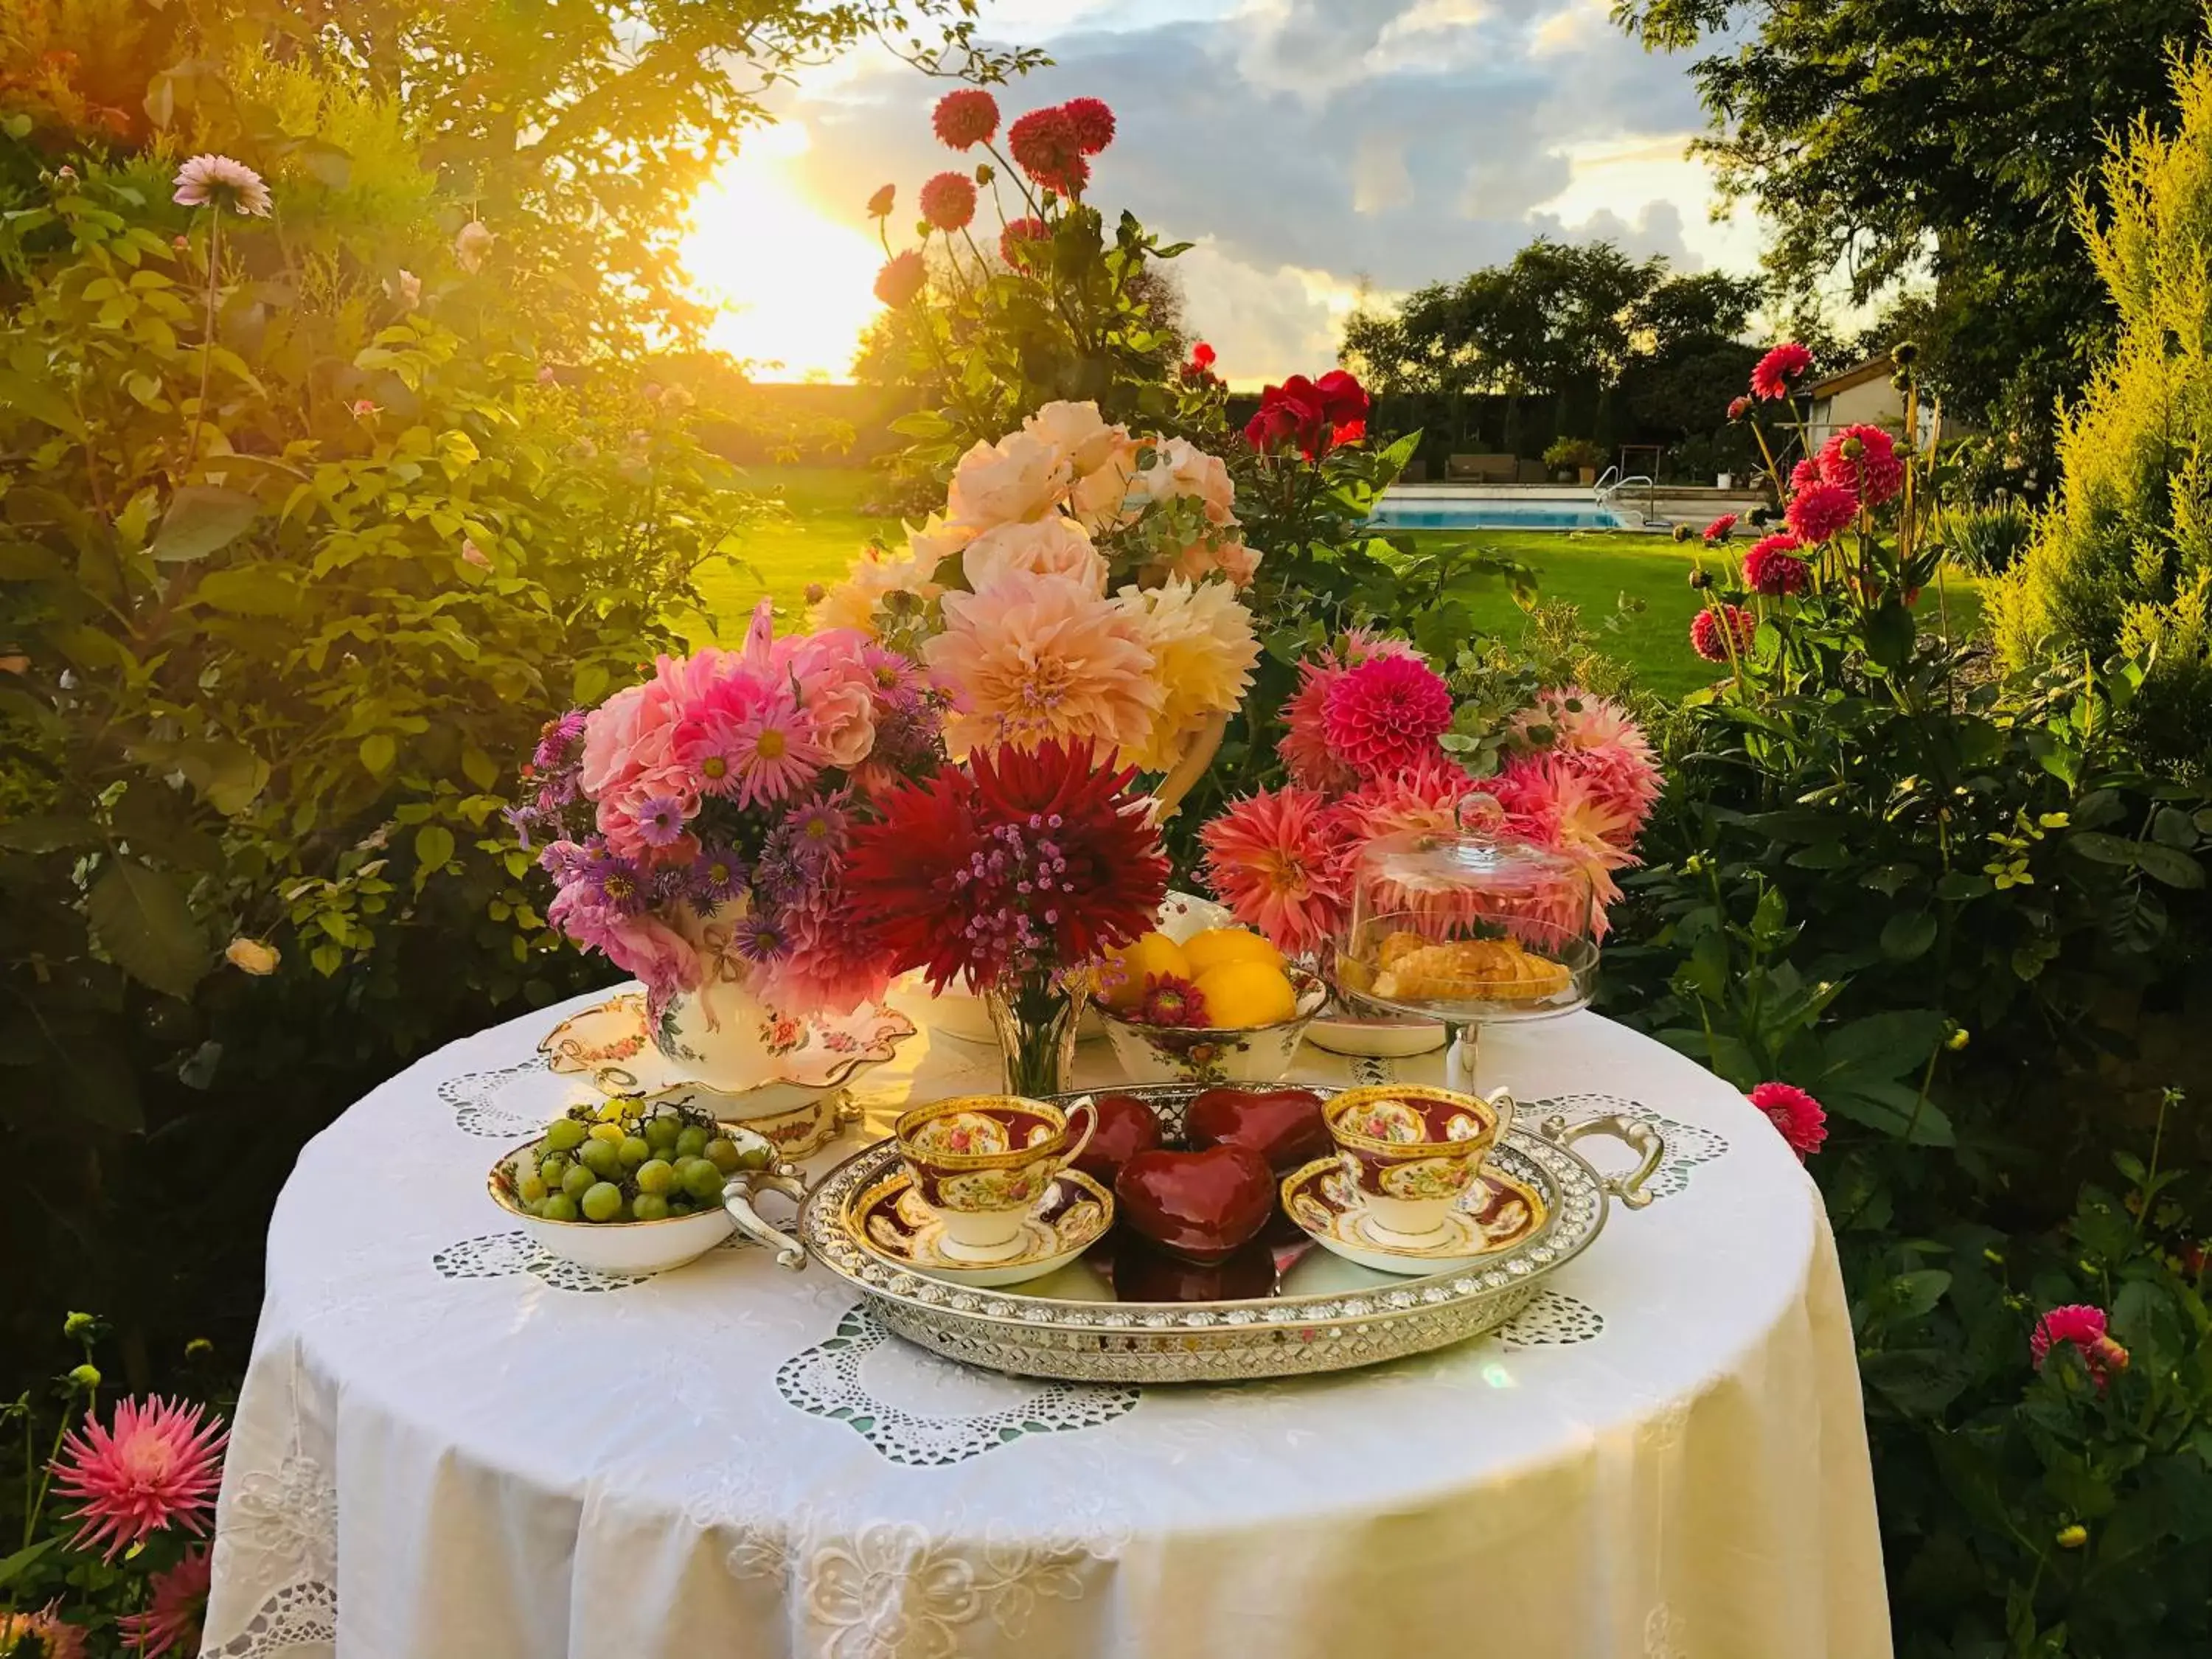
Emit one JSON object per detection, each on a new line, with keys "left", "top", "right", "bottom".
{"left": 1100, "top": 931, "right": 1191, "bottom": 1010}
{"left": 1181, "top": 927, "right": 1282, "bottom": 976}
{"left": 1194, "top": 960, "right": 1298, "bottom": 1028}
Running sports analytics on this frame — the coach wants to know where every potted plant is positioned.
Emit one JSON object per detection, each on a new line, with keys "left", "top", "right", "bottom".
{"left": 1543, "top": 437, "right": 1606, "bottom": 484}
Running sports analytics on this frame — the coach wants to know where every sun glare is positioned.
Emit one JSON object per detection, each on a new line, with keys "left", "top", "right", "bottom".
{"left": 681, "top": 123, "right": 885, "bottom": 382}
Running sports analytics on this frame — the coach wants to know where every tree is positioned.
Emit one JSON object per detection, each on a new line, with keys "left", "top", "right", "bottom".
{"left": 1610, "top": 0, "right": 2204, "bottom": 433}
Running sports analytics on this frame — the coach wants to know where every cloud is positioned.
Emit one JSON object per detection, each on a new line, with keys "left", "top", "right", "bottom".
{"left": 780, "top": 0, "right": 1743, "bottom": 378}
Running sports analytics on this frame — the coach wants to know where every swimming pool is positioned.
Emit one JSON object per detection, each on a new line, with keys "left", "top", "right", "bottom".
{"left": 1369, "top": 500, "right": 1638, "bottom": 532}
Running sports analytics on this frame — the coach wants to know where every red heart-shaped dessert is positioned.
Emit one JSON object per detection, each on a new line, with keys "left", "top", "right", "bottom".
{"left": 1184, "top": 1087, "right": 1329, "bottom": 1174}
{"left": 1114, "top": 1144, "right": 1276, "bottom": 1265}
{"left": 1113, "top": 1235, "right": 1278, "bottom": 1303}
{"left": 1072, "top": 1093, "right": 1164, "bottom": 1186}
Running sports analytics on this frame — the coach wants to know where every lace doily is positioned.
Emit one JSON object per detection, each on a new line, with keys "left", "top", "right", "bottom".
{"left": 201, "top": 1581, "right": 338, "bottom": 1658}
{"left": 1534, "top": 1093, "right": 1728, "bottom": 1200}
{"left": 439, "top": 1057, "right": 555, "bottom": 1138}
{"left": 431, "top": 1228, "right": 648, "bottom": 1293}
{"left": 1498, "top": 1289, "right": 1604, "bottom": 1347}
{"left": 777, "top": 1307, "right": 1141, "bottom": 1465}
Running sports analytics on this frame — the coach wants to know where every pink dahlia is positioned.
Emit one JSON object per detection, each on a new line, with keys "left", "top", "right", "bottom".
{"left": 2031, "top": 1304, "right": 2131, "bottom": 1388}
{"left": 1817, "top": 423, "right": 1905, "bottom": 507}
{"left": 1689, "top": 604, "right": 1755, "bottom": 663}
{"left": 1742, "top": 533, "right": 1811, "bottom": 597}
{"left": 1703, "top": 512, "right": 1738, "bottom": 543}
{"left": 932, "top": 88, "right": 1000, "bottom": 150}
{"left": 1321, "top": 653, "right": 1454, "bottom": 778}
{"left": 1007, "top": 105, "right": 1089, "bottom": 196}
{"left": 119, "top": 1546, "right": 212, "bottom": 1659}
{"left": 172, "top": 153, "right": 271, "bottom": 216}
{"left": 1747, "top": 1081, "right": 1826, "bottom": 1158}
{"left": 1786, "top": 480, "right": 1861, "bottom": 543}
{"left": 925, "top": 574, "right": 1161, "bottom": 762}
{"left": 999, "top": 215, "right": 1050, "bottom": 268}
{"left": 1199, "top": 786, "right": 1347, "bottom": 956}
{"left": 873, "top": 250, "right": 927, "bottom": 307}
{"left": 1061, "top": 96, "right": 1117, "bottom": 155}
{"left": 50, "top": 1396, "right": 226, "bottom": 1561}
{"left": 1278, "top": 633, "right": 1421, "bottom": 790}
{"left": 1515, "top": 686, "right": 1663, "bottom": 828}
{"left": 919, "top": 170, "right": 978, "bottom": 232}
{"left": 1790, "top": 458, "right": 1821, "bottom": 495}
{"left": 1750, "top": 341, "right": 1812, "bottom": 401}
{"left": 1490, "top": 751, "right": 1641, "bottom": 927}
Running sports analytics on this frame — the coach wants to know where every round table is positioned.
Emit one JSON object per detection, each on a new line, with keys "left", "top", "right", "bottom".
{"left": 203, "top": 984, "right": 1891, "bottom": 1659}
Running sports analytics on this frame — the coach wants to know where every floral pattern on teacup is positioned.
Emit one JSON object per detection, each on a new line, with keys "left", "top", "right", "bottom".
{"left": 1376, "top": 1154, "right": 1480, "bottom": 1200}
{"left": 1340, "top": 1098, "right": 1425, "bottom": 1144}
{"left": 936, "top": 1165, "right": 1048, "bottom": 1213}
{"left": 1444, "top": 1113, "right": 1482, "bottom": 1141}
{"left": 908, "top": 1110, "right": 1014, "bottom": 1159}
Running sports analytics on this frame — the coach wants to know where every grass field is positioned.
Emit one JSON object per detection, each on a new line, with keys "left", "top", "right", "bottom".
{"left": 694, "top": 466, "right": 1983, "bottom": 700}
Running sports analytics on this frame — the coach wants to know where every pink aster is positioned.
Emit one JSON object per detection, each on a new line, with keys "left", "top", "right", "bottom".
{"left": 1690, "top": 604, "right": 1756, "bottom": 663}
{"left": 1199, "top": 786, "right": 1348, "bottom": 956}
{"left": 1322, "top": 653, "right": 1454, "bottom": 779}
{"left": 727, "top": 693, "right": 825, "bottom": 808}
{"left": 172, "top": 153, "right": 271, "bottom": 216}
{"left": 1742, "top": 533, "right": 1812, "bottom": 597}
{"left": 2031, "top": 1304, "right": 2131, "bottom": 1388}
{"left": 50, "top": 1396, "right": 226, "bottom": 1561}
{"left": 677, "top": 712, "right": 749, "bottom": 798}
{"left": 1703, "top": 512, "right": 1738, "bottom": 543}
{"left": 1747, "top": 1081, "right": 1827, "bottom": 1158}
{"left": 1786, "top": 480, "right": 1861, "bottom": 543}
{"left": 1750, "top": 341, "right": 1812, "bottom": 401}
{"left": 119, "top": 1546, "right": 212, "bottom": 1659}
{"left": 1817, "top": 423, "right": 1905, "bottom": 507}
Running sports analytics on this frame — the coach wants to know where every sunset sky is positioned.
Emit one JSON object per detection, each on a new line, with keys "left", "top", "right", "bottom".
{"left": 681, "top": 0, "right": 1764, "bottom": 384}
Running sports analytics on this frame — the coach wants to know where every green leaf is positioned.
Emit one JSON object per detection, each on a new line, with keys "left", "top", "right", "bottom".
{"left": 1879, "top": 911, "right": 1938, "bottom": 961}
{"left": 1823, "top": 1009, "right": 1947, "bottom": 1078}
{"left": 360, "top": 733, "right": 397, "bottom": 775}
{"left": 0, "top": 540, "right": 67, "bottom": 580}
{"left": 0, "top": 1536, "right": 63, "bottom": 1590}
{"left": 414, "top": 824, "right": 455, "bottom": 871}
{"left": 192, "top": 563, "right": 302, "bottom": 616}
{"left": 0, "top": 367, "right": 86, "bottom": 436}
{"left": 86, "top": 858, "right": 208, "bottom": 997}
{"left": 150, "top": 485, "right": 259, "bottom": 563}
{"left": 0, "top": 813, "right": 98, "bottom": 852}
{"left": 2131, "top": 839, "right": 2205, "bottom": 890}
{"left": 2067, "top": 830, "right": 2139, "bottom": 866}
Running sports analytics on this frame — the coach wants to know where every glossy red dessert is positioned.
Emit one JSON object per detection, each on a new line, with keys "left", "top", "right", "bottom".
{"left": 1113, "top": 1235, "right": 1279, "bottom": 1302}
{"left": 1071, "top": 1092, "right": 1164, "bottom": 1187}
{"left": 1183, "top": 1087, "right": 1330, "bottom": 1174}
{"left": 1114, "top": 1144, "right": 1276, "bottom": 1265}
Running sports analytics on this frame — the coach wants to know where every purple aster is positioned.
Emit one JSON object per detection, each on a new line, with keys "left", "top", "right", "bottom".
{"left": 731, "top": 911, "right": 793, "bottom": 964}
{"left": 863, "top": 644, "right": 925, "bottom": 700}
{"left": 538, "top": 838, "right": 593, "bottom": 883}
{"left": 632, "top": 793, "right": 689, "bottom": 849}
{"left": 580, "top": 849, "right": 648, "bottom": 913}
{"left": 781, "top": 792, "right": 852, "bottom": 863}
{"left": 692, "top": 846, "right": 746, "bottom": 908}
{"left": 532, "top": 709, "right": 588, "bottom": 772}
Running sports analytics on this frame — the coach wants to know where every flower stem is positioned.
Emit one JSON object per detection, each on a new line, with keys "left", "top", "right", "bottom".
{"left": 184, "top": 211, "right": 220, "bottom": 473}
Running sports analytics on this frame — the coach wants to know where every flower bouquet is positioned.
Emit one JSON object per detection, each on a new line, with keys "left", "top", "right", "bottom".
{"left": 515, "top": 602, "right": 947, "bottom": 1091}
{"left": 842, "top": 737, "right": 1170, "bottom": 1093}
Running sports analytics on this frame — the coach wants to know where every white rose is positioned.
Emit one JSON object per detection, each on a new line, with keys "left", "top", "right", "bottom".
{"left": 1023, "top": 400, "right": 1127, "bottom": 474}
{"left": 962, "top": 516, "right": 1108, "bottom": 594}
{"left": 947, "top": 432, "right": 1071, "bottom": 529}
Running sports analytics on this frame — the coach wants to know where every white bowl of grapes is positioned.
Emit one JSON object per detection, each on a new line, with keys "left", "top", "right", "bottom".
{"left": 488, "top": 1096, "right": 810, "bottom": 1275}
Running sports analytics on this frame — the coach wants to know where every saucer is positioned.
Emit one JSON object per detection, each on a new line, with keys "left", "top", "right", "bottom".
{"left": 1279, "top": 1157, "right": 1545, "bottom": 1276}
{"left": 844, "top": 1169, "right": 1114, "bottom": 1288}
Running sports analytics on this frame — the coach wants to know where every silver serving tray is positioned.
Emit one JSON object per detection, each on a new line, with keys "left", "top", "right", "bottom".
{"left": 796, "top": 1082, "right": 1661, "bottom": 1383}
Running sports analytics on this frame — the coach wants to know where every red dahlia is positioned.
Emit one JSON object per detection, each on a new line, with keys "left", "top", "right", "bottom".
{"left": 1750, "top": 341, "right": 1813, "bottom": 400}
{"left": 1000, "top": 215, "right": 1049, "bottom": 267}
{"left": 1703, "top": 512, "right": 1738, "bottom": 543}
{"left": 919, "top": 170, "right": 977, "bottom": 232}
{"left": 932, "top": 88, "right": 1000, "bottom": 150}
{"left": 1689, "top": 603, "right": 1756, "bottom": 663}
{"left": 1747, "top": 1081, "right": 1827, "bottom": 1158}
{"left": 873, "top": 250, "right": 927, "bottom": 307}
{"left": 1742, "top": 533, "right": 1811, "bottom": 597}
{"left": 1008, "top": 105, "right": 1089, "bottom": 196}
{"left": 1815, "top": 422, "right": 1905, "bottom": 507}
{"left": 1785, "top": 480, "right": 1861, "bottom": 543}
{"left": 1060, "top": 96, "right": 1117, "bottom": 155}
{"left": 843, "top": 738, "right": 1169, "bottom": 993}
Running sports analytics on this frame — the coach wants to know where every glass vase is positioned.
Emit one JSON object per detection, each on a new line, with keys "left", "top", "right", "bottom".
{"left": 984, "top": 976, "right": 1082, "bottom": 1097}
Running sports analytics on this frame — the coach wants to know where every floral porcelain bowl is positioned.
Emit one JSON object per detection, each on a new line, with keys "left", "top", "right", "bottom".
{"left": 1095, "top": 967, "right": 1329, "bottom": 1087}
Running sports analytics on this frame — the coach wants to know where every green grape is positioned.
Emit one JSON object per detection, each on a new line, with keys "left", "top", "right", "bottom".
{"left": 517, "top": 1172, "right": 549, "bottom": 1204}
{"left": 618, "top": 1135, "right": 651, "bottom": 1167}
{"left": 560, "top": 1164, "right": 597, "bottom": 1200}
{"left": 734, "top": 1141, "right": 772, "bottom": 1172}
{"left": 580, "top": 1181, "right": 623, "bottom": 1222}
{"left": 679, "top": 1158, "right": 726, "bottom": 1202}
{"left": 538, "top": 1155, "right": 570, "bottom": 1186}
{"left": 523, "top": 1197, "right": 545, "bottom": 1217}
{"left": 543, "top": 1117, "right": 588, "bottom": 1152}
{"left": 634, "top": 1158, "right": 675, "bottom": 1195}
{"left": 642, "top": 1114, "right": 681, "bottom": 1150}
{"left": 579, "top": 1138, "right": 622, "bottom": 1178}
{"left": 542, "top": 1192, "right": 580, "bottom": 1222}
{"left": 703, "top": 1137, "right": 742, "bottom": 1173}
{"left": 631, "top": 1192, "right": 670, "bottom": 1222}
{"left": 675, "top": 1124, "right": 710, "bottom": 1159}
{"left": 669, "top": 1198, "right": 695, "bottom": 1217}
{"left": 587, "top": 1121, "right": 626, "bottom": 1145}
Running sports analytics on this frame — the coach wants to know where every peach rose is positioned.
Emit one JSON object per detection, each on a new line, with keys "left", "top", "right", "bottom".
{"left": 1023, "top": 400, "right": 1127, "bottom": 474}
{"left": 1068, "top": 436, "right": 1146, "bottom": 532}
{"left": 804, "top": 676, "right": 878, "bottom": 768}
{"left": 962, "top": 515, "right": 1108, "bottom": 594}
{"left": 947, "top": 431, "right": 1071, "bottom": 529}
{"left": 1141, "top": 437, "right": 1238, "bottom": 526}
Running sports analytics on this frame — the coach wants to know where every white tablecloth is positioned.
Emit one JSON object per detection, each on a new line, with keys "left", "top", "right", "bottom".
{"left": 202, "top": 985, "right": 1890, "bottom": 1659}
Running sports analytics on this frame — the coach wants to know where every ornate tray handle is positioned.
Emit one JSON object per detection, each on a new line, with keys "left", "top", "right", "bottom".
{"left": 1538, "top": 1113, "right": 1663, "bottom": 1211}
{"left": 723, "top": 1166, "right": 811, "bottom": 1270}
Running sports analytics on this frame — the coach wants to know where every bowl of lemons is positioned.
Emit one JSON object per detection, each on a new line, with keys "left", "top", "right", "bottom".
{"left": 1091, "top": 923, "right": 1328, "bottom": 1086}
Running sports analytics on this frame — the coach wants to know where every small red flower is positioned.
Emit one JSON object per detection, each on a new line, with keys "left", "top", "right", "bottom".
{"left": 866, "top": 183, "right": 895, "bottom": 218}
{"left": 1742, "top": 533, "right": 1811, "bottom": 597}
{"left": 1747, "top": 1081, "right": 1826, "bottom": 1158}
{"left": 932, "top": 88, "right": 1001, "bottom": 150}
{"left": 999, "top": 215, "right": 1050, "bottom": 268}
{"left": 1703, "top": 512, "right": 1739, "bottom": 543}
{"left": 1314, "top": 368, "right": 1371, "bottom": 426}
{"left": 1727, "top": 394, "right": 1751, "bottom": 421}
{"left": 1750, "top": 341, "right": 1813, "bottom": 400}
{"left": 2031, "top": 1304, "right": 2131, "bottom": 1389}
{"left": 873, "top": 250, "right": 927, "bottom": 307}
{"left": 1060, "top": 95, "right": 1117, "bottom": 155}
{"left": 1690, "top": 603, "right": 1756, "bottom": 663}
{"left": 1786, "top": 480, "right": 1861, "bottom": 543}
{"left": 919, "top": 170, "right": 978, "bottom": 232}
{"left": 1008, "top": 105, "right": 1089, "bottom": 196}
{"left": 1790, "top": 458, "right": 1821, "bottom": 494}
{"left": 1189, "top": 341, "right": 1216, "bottom": 370}
{"left": 1816, "top": 422, "right": 1905, "bottom": 507}
{"left": 1134, "top": 973, "right": 1208, "bottom": 1027}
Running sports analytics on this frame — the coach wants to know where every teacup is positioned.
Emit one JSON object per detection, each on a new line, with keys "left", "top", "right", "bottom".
{"left": 894, "top": 1095, "right": 1098, "bottom": 1261}
{"left": 1321, "top": 1083, "right": 1516, "bottom": 1242}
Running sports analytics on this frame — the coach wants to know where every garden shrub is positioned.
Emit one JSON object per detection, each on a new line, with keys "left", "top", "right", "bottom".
{"left": 1944, "top": 498, "right": 2034, "bottom": 576}
{"left": 1995, "top": 46, "right": 2212, "bottom": 774}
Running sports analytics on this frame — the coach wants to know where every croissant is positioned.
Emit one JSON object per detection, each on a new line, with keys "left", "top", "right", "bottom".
{"left": 1369, "top": 933, "right": 1571, "bottom": 1004}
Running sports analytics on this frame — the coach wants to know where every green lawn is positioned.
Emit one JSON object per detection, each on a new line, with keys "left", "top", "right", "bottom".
{"left": 692, "top": 467, "right": 1983, "bottom": 699}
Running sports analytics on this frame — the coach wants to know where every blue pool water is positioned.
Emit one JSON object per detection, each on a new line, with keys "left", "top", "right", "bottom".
{"left": 1370, "top": 501, "right": 1635, "bottom": 531}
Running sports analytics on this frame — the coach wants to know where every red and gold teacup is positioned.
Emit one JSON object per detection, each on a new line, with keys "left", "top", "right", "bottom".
{"left": 894, "top": 1095, "right": 1098, "bottom": 1261}
{"left": 1321, "top": 1083, "right": 1516, "bottom": 1242}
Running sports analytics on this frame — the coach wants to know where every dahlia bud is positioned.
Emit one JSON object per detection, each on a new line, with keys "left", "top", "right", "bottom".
{"left": 975, "top": 164, "right": 994, "bottom": 185}
{"left": 866, "top": 184, "right": 895, "bottom": 218}
{"left": 63, "top": 1312, "right": 94, "bottom": 1339}
{"left": 67, "top": 1363, "right": 101, "bottom": 1391}
{"left": 1945, "top": 1026, "right": 1970, "bottom": 1051}
{"left": 1727, "top": 395, "right": 1751, "bottom": 422}
{"left": 1891, "top": 341, "right": 1919, "bottom": 367}
{"left": 1688, "top": 568, "right": 1713, "bottom": 590}
{"left": 1839, "top": 434, "right": 1864, "bottom": 460}
{"left": 225, "top": 937, "right": 280, "bottom": 975}
{"left": 56, "top": 164, "right": 75, "bottom": 181}
{"left": 185, "top": 1338, "right": 213, "bottom": 1360}
{"left": 804, "top": 582, "right": 827, "bottom": 605}
{"left": 1672, "top": 524, "right": 1695, "bottom": 543}
{"left": 2055, "top": 1524, "right": 2087, "bottom": 1550}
